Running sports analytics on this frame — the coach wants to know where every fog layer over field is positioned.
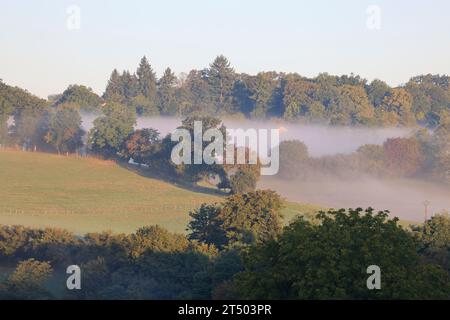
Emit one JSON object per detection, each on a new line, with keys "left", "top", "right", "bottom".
{"left": 82, "top": 115, "right": 412, "bottom": 156}
{"left": 81, "top": 115, "right": 449, "bottom": 221}
{"left": 259, "top": 176, "right": 450, "bottom": 222}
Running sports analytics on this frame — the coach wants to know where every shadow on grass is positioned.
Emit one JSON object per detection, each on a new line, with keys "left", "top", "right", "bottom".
{"left": 117, "top": 161, "right": 229, "bottom": 197}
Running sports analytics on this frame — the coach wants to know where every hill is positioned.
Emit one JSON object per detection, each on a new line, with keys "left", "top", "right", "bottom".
{"left": 0, "top": 150, "right": 318, "bottom": 234}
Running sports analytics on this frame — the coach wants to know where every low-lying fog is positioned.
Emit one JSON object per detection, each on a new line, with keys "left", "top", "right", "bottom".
{"left": 81, "top": 115, "right": 412, "bottom": 157}
{"left": 81, "top": 115, "right": 449, "bottom": 222}
{"left": 259, "top": 176, "right": 450, "bottom": 222}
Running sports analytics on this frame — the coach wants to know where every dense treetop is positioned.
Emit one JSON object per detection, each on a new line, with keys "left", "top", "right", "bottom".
{"left": 1, "top": 56, "right": 449, "bottom": 127}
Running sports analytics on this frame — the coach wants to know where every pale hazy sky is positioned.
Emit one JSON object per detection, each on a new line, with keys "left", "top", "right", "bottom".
{"left": 1, "top": 0, "right": 449, "bottom": 98}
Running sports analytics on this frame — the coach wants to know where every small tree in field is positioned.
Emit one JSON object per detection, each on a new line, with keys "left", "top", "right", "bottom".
{"left": 121, "top": 128, "right": 160, "bottom": 163}
{"left": 88, "top": 103, "right": 136, "bottom": 158}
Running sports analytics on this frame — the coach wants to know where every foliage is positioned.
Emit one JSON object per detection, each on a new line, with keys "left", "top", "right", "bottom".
{"left": 54, "top": 85, "right": 102, "bottom": 112}
{"left": 188, "top": 190, "right": 284, "bottom": 249}
{"left": 120, "top": 128, "right": 160, "bottom": 163}
{"left": 44, "top": 103, "right": 85, "bottom": 153}
{"left": 278, "top": 140, "right": 309, "bottom": 179}
{"left": 88, "top": 103, "right": 136, "bottom": 158}
{"left": 0, "top": 259, "right": 53, "bottom": 299}
{"left": 233, "top": 208, "right": 450, "bottom": 299}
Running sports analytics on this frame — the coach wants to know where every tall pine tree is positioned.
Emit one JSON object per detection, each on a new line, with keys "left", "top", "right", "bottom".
{"left": 103, "top": 69, "right": 123, "bottom": 102}
{"left": 207, "top": 55, "right": 236, "bottom": 113}
{"left": 136, "top": 56, "right": 157, "bottom": 103}
{"left": 157, "top": 68, "right": 177, "bottom": 115}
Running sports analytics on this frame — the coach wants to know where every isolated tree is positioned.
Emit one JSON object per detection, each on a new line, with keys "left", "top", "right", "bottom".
{"left": 207, "top": 55, "right": 236, "bottom": 113}
{"left": 157, "top": 67, "right": 177, "bottom": 115}
{"left": 44, "top": 103, "right": 85, "bottom": 153}
{"left": 175, "top": 116, "right": 228, "bottom": 183}
{"left": 121, "top": 128, "right": 160, "bottom": 163}
{"left": 88, "top": 103, "right": 136, "bottom": 158}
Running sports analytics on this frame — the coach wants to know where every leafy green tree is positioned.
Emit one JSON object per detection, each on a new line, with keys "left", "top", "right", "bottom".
{"left": 130, "top": 225, "right": 190, "bottom": 257}
{"left": 176, "top": 70, "right": 213, "bottom": 116}
{"left": 131, "top": 94, "right": 159, "bottom": 116}
{"left": 176, "top": 116, "right": 228, "bottom": 183}
{"left": 187, "top": 204, "right": 226, "bottom": 247}
{"left": 378, "top": 88, "right": 415, "bottom": 126}
{"left": 414, "top": 212, "right": 450, "bottom": 270}
{"left": 219, "top": 190, "right": 283, "bottom": 247}
{"left": 246, "top": 72, "right": 279, "bottom": 118}
{"left": 229, "top": 168, "right": 258, "bottom": 194}
{"left": 234, "top": 208, "right": 450, "bottom": 299}
{"left": 54, "top": 85, "right": 102, "bottom": 112}
{"left": 188, "top": 190, "right": 283, "bottom": 249}
{"left": 0, "top": 259, "right": 53, "bottom": 299}
{"left": 121, "top": 128, "right": 160, "bottom": 163}
{"left": 44, "top": 103, "right": 85, "bottom": 153}
{"left": 282, "top": 74, "right": 316, "bottom": 120}
{"left": 88, "top": 103, "right": 136, "bottom": 158}
{"left": 366, "top": 79, "right": 390, "bottom": 107}
{"left": 157, "top": 67, "right": 177, "bottom": 115}
{"left": 326, "top": 84, "right": 374, "bottom": 125}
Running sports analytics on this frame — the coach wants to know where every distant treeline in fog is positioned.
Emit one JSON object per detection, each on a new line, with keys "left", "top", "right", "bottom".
{"left": 2, "top": 55, "right": 450, "bottom": 129}
{"left": 277, "top": 127, "right": 450, "bottom": 184}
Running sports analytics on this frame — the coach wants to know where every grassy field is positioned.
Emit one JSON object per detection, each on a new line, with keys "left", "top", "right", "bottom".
{"left": 0, "top": 150, "right": 320, "bottom": 234}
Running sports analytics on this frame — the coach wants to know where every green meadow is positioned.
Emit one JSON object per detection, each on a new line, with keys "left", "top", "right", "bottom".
{"left": 0, "top": 150, "right": 320, "bottom": 234}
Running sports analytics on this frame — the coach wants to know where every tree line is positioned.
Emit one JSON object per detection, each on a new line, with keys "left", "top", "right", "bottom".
{"left": 277, "top": 122, "right": 450, "bottom": 185}
{"left": 2, "top": 56, "right": 450, "bottom": 134}
{"left": 1, "top": 189, "right": 450, "bottom": 299}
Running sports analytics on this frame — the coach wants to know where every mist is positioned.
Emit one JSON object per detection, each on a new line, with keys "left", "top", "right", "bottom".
{"left": 259, "top": 176, "right": 450, "bottom": 222}
{"left": 81, "top": 115, "right": 412, "bottom": 157}
{"left": 80, "top": 115, "right": 449, "bottom": 222}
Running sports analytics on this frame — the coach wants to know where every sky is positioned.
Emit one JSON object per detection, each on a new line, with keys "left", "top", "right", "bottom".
{"left": 1, "top": 0, "right": 449, "bottom": 99}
